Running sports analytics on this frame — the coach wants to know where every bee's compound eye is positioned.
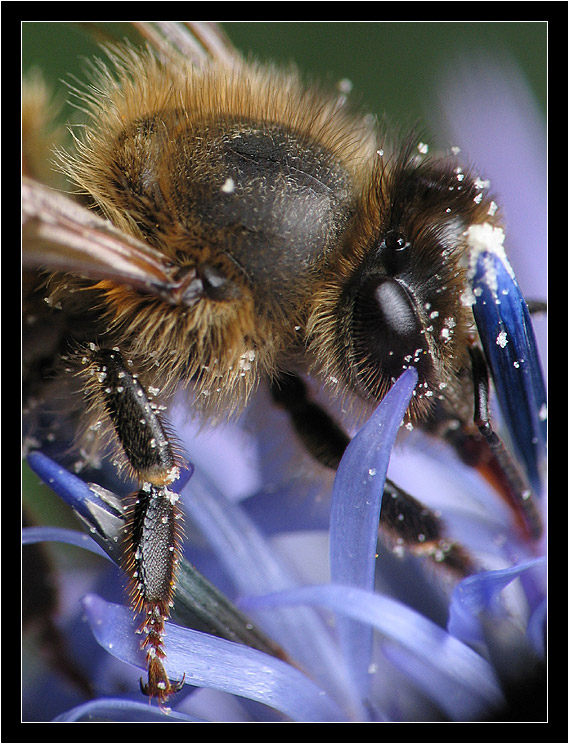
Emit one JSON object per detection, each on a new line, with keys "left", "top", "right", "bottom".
{"left": 371, "top": 279, "right": 417, "bottom": 336}
{"left": 352, "top": 276, "right": 431, "bottom": 385}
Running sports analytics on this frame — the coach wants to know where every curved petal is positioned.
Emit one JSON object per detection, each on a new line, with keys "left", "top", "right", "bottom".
{"left": 448, "top": 557, "right": 546, "bottom": 646}
{"left": 81, "top": 593, "right": 347, "bottom": 722}
{"left": 329, "top": 368, "right": 418, "bottom": 696}
{"left": 468, "top": 232, "right": 547, "bottom": 493}
{"left": 52, "top": 697, "right": 203, "bottom": 722}
{"left": 239, "top": 583, "right": 503, "bottom": 721}
{"left": 22, "top": 525, "right": 110, "bottom": 561}
{"left": 27, "top": 450, "right": 98, "bottom": 518}
{"left": 181, "top": 471, "right": 361, "bottom": 716}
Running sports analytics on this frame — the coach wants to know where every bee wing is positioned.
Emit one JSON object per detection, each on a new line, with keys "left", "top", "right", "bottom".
{"left": 23, "top": 178, "right": 198, "bottom": 304}
{"left": 132, "top": 21, "right": 240, "bottom": 66}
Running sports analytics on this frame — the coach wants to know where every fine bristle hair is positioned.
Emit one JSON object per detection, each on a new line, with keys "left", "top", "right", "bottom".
{"left": 58, "top": 42, "right": 377, "bottom": 231}
{"left": 306, "top": 138, "right": 501, "bottom": 422}
{"left": 50, "top": 42, "right": 380, "bottom": 420}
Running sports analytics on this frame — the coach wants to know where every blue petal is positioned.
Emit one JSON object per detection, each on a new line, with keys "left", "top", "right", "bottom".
{"left": 26, "top": 450, "right": 194, "bottom": 562}
{"left": 448, "top": 556, "right": 546, "bottom": 646}
{"left": 52, "top": 697, "right": 203, "bottom": 722}
{"left": 81, "top": 593, "right": 347, "bottom": 722}
{"left": 27, "top": 450, "right": 128, "bottom": 561}
{"left": 22, "top": 525, "right": 110, "bottom": 561}
{"left": 526, "top": 597, "right": 546, "bottom": 658}
{"left": 26, "top": 450, "right": 356, "bottom": 716}
{"left": 239, "top": 583, "right": 503, "bottom": 721}
{"left": 182, "top": 471, "right": 361, "bottom": 716}
{"left": 468, "top": 234, "right": 547, "bottom": 492}
{"left": 27, "top": 450, "right": 97, "bottom": 520}
{"left": 329, "top": 368, "right": 418, "bottom": 696}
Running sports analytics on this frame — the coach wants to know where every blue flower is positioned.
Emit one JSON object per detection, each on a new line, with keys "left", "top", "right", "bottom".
{"left": 23, "top": 52, "right": 546, "bottom": 724}
{"left": 24, "top": 360, "right": 545, "bottom": 722}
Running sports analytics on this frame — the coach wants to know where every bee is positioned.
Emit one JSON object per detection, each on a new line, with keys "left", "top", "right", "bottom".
{"left": 23, "top": 22, "right": 546, "bottom": 707}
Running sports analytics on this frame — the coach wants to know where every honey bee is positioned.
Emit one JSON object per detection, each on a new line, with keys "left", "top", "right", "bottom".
{"left": 23, "top": 22, "right": 546, "bottom": 709}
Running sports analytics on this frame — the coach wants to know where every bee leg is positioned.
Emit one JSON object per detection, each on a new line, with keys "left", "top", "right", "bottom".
{"left": 270, "top": 372, "right": 474, "bottom": 576}
{"left": 468, "top": 346, "right": 543, "bottom": 540}
{"left": 270, "top": 371, "right": 350, "bottom": 469}
{"left": 90, "top": 347, "right": 185, "bottom": 706}
{"left": 525, "top": 299, "right": 547, "bottom": 315}
{"left": 128, "top": 483, "right": 186, "bottom": 707}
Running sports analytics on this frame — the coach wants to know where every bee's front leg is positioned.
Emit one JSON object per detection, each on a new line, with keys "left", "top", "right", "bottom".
{"left": 88, "top": 346, "right": 185, "bottom": 706}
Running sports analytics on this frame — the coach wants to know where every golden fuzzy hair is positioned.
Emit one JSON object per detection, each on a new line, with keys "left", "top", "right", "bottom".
{"left": 51, "top": 43, "right": 379, "bottom": 426}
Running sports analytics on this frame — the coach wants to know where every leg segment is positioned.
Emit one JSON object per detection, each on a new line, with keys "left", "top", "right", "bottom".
{"left": 270, "top": 372, "right": 349, "bottom": 469}
{"left": 270, "top": 372, "right": 474, "bottom": 576}
{"left": 90, "top": 347, "right": 185, "bottom": 705}
{"left": 468, "top": 346, "right": 542, "bottom": 540}
{"left": 93, "top": 347, "right": 179, "bottom": 485}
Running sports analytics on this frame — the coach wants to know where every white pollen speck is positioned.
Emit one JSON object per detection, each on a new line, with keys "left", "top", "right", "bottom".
{"left": 221, "top": 177, "right": 235, "bottom": 193}
{"left": 474, "top": 177, "right": 491, "bottom": 190}
{"left": 496, "top": 330, "right": 508, "bottom": 348}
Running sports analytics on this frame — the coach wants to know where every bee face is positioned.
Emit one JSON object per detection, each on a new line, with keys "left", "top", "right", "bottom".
{"left": 308, "top": 143, "right": 499, "bottom": 419}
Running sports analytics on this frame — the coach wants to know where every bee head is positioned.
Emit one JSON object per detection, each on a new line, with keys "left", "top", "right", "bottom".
{"left": 308, "top": 142, "right": 500, "bottom": 419}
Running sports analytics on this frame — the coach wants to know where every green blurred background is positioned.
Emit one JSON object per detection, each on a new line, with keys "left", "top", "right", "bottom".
{"left": 22, "top": 21, "right": 546, "bottom": 133}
